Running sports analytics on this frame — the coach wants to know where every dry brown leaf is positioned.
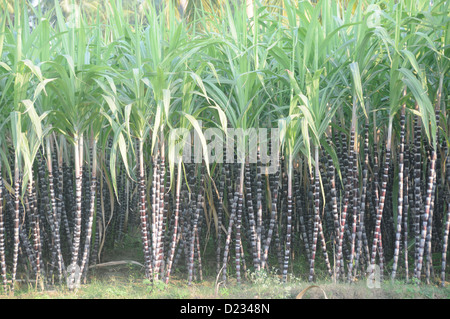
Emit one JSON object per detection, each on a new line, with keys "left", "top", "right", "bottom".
{"left": 296, "top": 285, "right": 328, "bottom": 299}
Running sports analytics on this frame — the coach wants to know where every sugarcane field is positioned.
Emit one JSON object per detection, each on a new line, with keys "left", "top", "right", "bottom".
{"left": 0, "top": 0, "right": 449, "bottom": 300}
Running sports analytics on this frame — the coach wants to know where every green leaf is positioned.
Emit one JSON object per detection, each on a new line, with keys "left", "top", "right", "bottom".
{"left": 21, "top": 99, "right": 43, "bottom": 139}
{"left": 183, "top": 113, "right": 210, "bottom": 176}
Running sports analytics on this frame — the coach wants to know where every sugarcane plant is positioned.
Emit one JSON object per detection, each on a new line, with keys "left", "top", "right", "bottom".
{"left": 0, "top": 0, "right": 448, "bottom": 294}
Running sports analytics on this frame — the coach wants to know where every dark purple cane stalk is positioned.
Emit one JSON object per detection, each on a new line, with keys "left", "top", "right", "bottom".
{"left": 425, "top": 79, "right": 443, "bottom": 284}
{"left": 222, "top": 156, "right": 237, "bottom": 282}
{"left": 370, "top": 122, "right": 392, "bottom": 277}
{"left": 372, "top": 114, "right": 380, "bottom": 244}
{"left": 189, "top": 166, "right": 203, "bottom": 285}
{"left": 291, "top": 164, "right": 299, "bottom": 260}
{"left": 337, "top": 125, "right": 355, "bottom": 279}
{"left": 425, "top": 161, "right": 438, "bottom": 283}
{"left": 18, "top": 199, "right": 38, "bottom": 273}
{"left": 11, "top": 159, "right": 20, "bottom": 292}
{"left": 299, "top": 178, "right": 312, "bottom": 262}
{"left": 153, "top": 152, "right": 161, "bottom": 278}
{"left": 138, "top": 138, "right": 153, "bottom": 279}
{"left": 297, "top": 171, "right": 311, "bottom": 262}
{"left": 309, "top": 146, "right": 320, "bottom": 282}
{"left": 413, "top": 107, "right": 422, "bottom": 277}
{"left": 326, "top": 139, "right": 340, "bottom": 249}
{"left": 69, "top": 134, "right": 84, "bottom": 290}
{"left": 46, "top": 138, "right": 64, "bottom": 283}
{"left": 195, "top": 230, "right": 203, "bottom": 281}
{"left": 156, "top": 135, "right": 165, "bottom": 278}
{"left": 378, "top": 235, "right": 385, "bottom": 279}
{"left": 37, "top": 151, "right": 52, "bottom": 272}
{"left": 78, "top": 140, "right": 97, "bottom": 285}
{"left": 161, "top": 161, "right": 170, "bottom": 277}
{"left": 418, "top": 79, "right": 442, "bottom": 282}
{"left": 255, "top": 147, "right": 263, "bottom": 271}
{"left": 215, "top": 159, "right": 225, "bottom": 275}
{"left": 276, "top": 166, "right": 286, "bottom": 270}
{"left": 151, "top": 153, "right": 158, "bottom": 276}
{"left": 28, "top": 175, "right": 42, "bottom": 286}
{"left": 425, "top": 162, "right": 436, "bottom": 285}
{"left": 433, "top": 141, "right": 446, "bottom": 252}
{"left": 382, "top": 166, "right": 395, "bottom": 264}
{"left": 261, "top": 155, "right": 280, "bottom": 270}
{"left": 63, "top": 162, "right": 74, "bottom": 242}
{"left": 220, "top": 143, "right": 233, "bottom": 276}
{"left": 165, "top": 160, "right": 182, "bottom": 284}
{"left": 90, "top": 187, "right": 102, "bottom": 267}
{"left": 339, "top": 131, "right": 348, "bottom": 202}
{"left": 235, "top": 163, "right": 244, "bottom": 284}
{"left": 195, "top": 204, "right": 204, "bottom": 282}
{"left": 274, "top": 214, "right": 283, "bottom": 271}
{"left": 245, "top": 161, "right": 258, "bottom": 269}
{"left": 441, "top": 199, "right": 450, "bottom": 287}
{"left": 392, "top": 90, "right": 407, "bottom": 280}
{"left": 318, "top": 214, "right": 332, "bottom": 277}
{"left": 176, "top": 175, "right": 190, "bottom": 271}
{"left": 347, "top": 124, "right": 358, "bottom": 282}
{"left": 57, "top": 144, "right": 72, "bottom": 254}
{"left": 321, "top": 156, "right": 333, "bottom": 242}
{"left": 240, "top": 237, "right": 248, "bottom": 278}
{"left": 307, "top": 171, "right": 314, "bottom": 257}
{"left": 0, "top": 162, "right": 7, "bottom": 292}
{"left": 416, "top": 138, "right": 436, "bottom": 279}
{"left": 337, "top": 141, "right": 351, "bottom": 280}
{"left": 282, "top": 155, "right": 293, "bottom": 283}
{"left": 440, "top": 141, "right": 450, "bottom": 286}
{"left": 403, "top": 135, "right": 411, "bottom": 282}
{"left": 355, "top": 121, "right": 369, "bottom": 276}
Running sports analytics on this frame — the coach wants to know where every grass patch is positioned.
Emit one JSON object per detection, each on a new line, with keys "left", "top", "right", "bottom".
{"left": 2, "top": 229, "right": 448, "bottom": 299}
{"left": 3, "top": 268, "right": 449, "bottom": 299}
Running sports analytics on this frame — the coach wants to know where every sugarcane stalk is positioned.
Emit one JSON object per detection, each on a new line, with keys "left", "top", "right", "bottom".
{"left": 165, "top": 159, "right": 182, "bottom": 284}
{"left": 355, "top": 121, "right": 369, "bottom": 276}
{"left": 392, "top": 88, "right": 407, "bottom": 280}
{"left": 245, "top": 160, "right": 258, "bottom": 270}
{"left": 0, "top": 161, "right": 7, "bottom": 293}
{"left": 189, "top": 165, "right": 203, "bottom": 285}
{"left": 27, "top": 174, "right": 42, "bottom": 288}
{"left": 11, "top": 157, "right": 20, "bottom": 292}
{"left": 46, "top": 137, "right": 64, "bottom": 283}
{"left": 309, "top": 146, "right": 320, "bottom": 282}
{"left": 255, "top": 146, "right": 263, "bottom": 271}
{"left": 216, "top": 162, "right": 225, "bottom": 275}
{"left": 347, "top": 124, "right": 358, "bottom": 282}
{"left": 156, "top": 133, "right": 165, "bottom": 278}
{"left": 370, "top": 121, "right": 392, "bottom": 276}
{"left": 403, "top": 136, "right": 411, "bottom": 282}
{"left": 69, "top": 133, "right": 83, "bottom": 290}
{"left": 261, "top": 155, "right": 280, "bottom": 270}
{"left": 413, "top": 107, "right": 423, "bottom": 276}
{"left": 441, "top": 200, "right": 450, "bottom": 287}
{"left": 78, "top": 138, "right": 97, "bottom": 285}
{"left": 138, "top": 138, "right": 153, "bottom": 279}
{"left": 283, "top": 155, "right": 293, "bottom": 282}
{"left": 235, "top": 162, "right": 244, "bottom": 284}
